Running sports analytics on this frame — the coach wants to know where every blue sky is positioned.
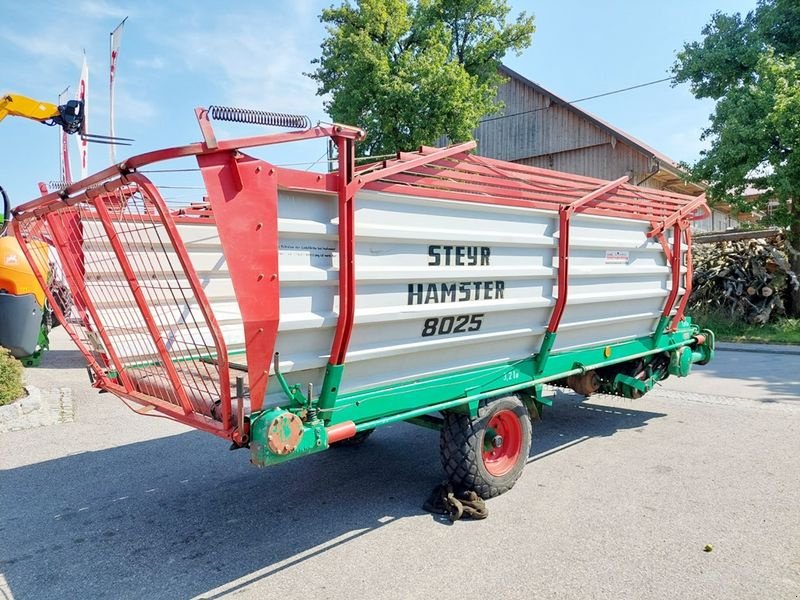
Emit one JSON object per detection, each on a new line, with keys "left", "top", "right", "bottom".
{"left": 1, "top": 0, "right": 757, "bottom": 206}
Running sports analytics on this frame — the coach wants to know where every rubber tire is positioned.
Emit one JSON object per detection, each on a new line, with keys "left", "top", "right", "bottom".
{"left": 440, "top": 395, "right": 532, "bottom": 499}
{"left": 330, "top": 428, "right": 374, "bottom": 448}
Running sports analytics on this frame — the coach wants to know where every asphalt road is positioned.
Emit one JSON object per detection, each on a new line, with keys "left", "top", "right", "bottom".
{"left": 1, "top": 329, "right": 798, "bottom": 600}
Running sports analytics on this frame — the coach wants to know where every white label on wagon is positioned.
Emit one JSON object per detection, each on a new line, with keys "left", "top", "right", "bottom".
{"left": 605, "top": 250, "right": 630, "bottom": 264}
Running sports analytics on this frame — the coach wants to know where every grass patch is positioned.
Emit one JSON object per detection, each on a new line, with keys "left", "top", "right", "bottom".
{"left": 0, "top": 347, "right": 25, "bottom": 405}
{"left": 692, "top": 311, "right": 800, "bottom": 345}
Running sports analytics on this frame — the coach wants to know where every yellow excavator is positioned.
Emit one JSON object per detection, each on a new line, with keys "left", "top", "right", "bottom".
{"left": 0, "top": 93, "right": 87, "bottom": 365}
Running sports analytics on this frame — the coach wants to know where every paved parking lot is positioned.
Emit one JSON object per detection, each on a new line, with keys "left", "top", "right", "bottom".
{"left": 1, "top": 329, "right": 798, "bottom": 599}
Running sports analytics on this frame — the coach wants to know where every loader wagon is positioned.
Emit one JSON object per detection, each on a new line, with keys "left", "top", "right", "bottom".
{"left": 11, "top": 107, "right": 714, "bottom": 498}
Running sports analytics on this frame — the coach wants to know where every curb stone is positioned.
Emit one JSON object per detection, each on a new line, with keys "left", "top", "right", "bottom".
{"left": 716, "top": 341, "right": 800, "bottom": 356}
{"left": 0, "top": 386, "right": 75, "bottom": 433}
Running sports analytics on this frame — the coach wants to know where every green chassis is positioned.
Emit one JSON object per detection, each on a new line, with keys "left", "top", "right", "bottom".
{"left": 249, "top": 317, "right": 715, "bottom": 467}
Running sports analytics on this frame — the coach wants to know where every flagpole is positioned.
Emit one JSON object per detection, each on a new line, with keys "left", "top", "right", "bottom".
{"left": 57, "top": 85, "right": 70, "bottom": 184}
{"left": 76, "top": 49, "right": 89, "bottom": 180}
{"left": 109, "top": 16, "right": 127, "bottom": 164}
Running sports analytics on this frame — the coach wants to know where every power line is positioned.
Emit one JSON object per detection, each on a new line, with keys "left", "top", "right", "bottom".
{"left": 479, "top": 76, "right": 673, "bottom": 124}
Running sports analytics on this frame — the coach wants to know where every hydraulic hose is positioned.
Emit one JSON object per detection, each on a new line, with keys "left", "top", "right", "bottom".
{"left": 0, "top": 185, "right": 9, "bottom": 236}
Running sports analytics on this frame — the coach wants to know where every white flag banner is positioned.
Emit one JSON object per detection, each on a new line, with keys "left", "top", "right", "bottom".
{"left": 57, "top": 86, "right": 72, "bottom": 184}
{"left": 76, "top": 53, "right": 89, "bottom": 179}
{"left": 109, "top": 17, "right": 127, "bottom": 163}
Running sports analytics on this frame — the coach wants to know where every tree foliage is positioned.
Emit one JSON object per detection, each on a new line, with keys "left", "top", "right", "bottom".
{"left": 0, "top": 347, "right": 24, "bottom": 406}
{"left": 672, "top": 0, "right": 800, "bottom": 314}
{"left": 308, "top": 0, "right": 534, "bottom": 156}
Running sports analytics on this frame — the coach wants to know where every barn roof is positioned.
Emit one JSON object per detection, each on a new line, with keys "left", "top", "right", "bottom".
{"left": 497, "top": 65, "right": 706, "bottom": 196}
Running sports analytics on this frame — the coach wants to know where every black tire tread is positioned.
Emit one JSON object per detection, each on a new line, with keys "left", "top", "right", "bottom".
{"left": 439, "top": 396, "right": 532, "bottom": 499}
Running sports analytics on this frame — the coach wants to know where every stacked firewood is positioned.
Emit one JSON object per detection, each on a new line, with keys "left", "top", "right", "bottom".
{"left": 690, "top": 231, "right": 799, "bottom": 324}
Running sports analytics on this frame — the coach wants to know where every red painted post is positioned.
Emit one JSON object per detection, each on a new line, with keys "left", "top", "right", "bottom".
{"left": 329, "top": 136, "right": 357, "bottom": 365}
{"left": 197, "top": 150, "right": 280, "bottom": 414}
{"left": 661, "top": 223, "right": 684, "bottom": 322}
{"left": 671, "top": 225, "right": 694, "bottom": 329}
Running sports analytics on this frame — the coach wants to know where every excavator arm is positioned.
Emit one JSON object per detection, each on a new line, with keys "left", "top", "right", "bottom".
{"left": 0, "top": 93, "right": 84, "bottom": 134}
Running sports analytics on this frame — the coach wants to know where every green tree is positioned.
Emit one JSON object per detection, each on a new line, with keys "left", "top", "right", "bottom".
{"left": 308, "top": 0, "right": 534, "bottom": 156}
{"left": 672, "top": 0, "right": 800, "bottom": 315}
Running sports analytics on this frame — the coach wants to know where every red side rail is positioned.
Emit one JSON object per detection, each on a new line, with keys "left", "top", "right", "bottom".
{"left": 546, "top": 176, "right": 629, "bottom": 334}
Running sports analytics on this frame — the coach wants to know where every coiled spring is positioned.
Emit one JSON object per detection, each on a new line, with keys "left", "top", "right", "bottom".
{"left": 208, "top": 105, "right": 312, "bottom": 129}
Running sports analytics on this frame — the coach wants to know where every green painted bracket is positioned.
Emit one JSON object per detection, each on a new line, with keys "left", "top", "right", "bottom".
{"left": 533, "top": 330, "right": 557, "bottom": 374}
{"left": 693, "top": 329, "right": 715, "bottom": 365}
{"left": 668, "top": 346, "right": 693, "bottom": 377}
{"left": 273, "top": 352, "right": 308, "bottom": 407}
{"left": 613, "top": 372, "right": 658, "bottom": 398}
{"left": 317, "top": 362, "right": 345, "bottom": 416}
{"left": 249, "top": 408, "right": 328, "bottom": 467}
{"left": 519, "top": 384, "right": 551, "bottom": 420}
{"left": 652, "top": 315, "right": 671, "bottom": 344}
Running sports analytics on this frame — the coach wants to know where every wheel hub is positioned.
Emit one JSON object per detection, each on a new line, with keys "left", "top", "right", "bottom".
{"left": 482, "top": 409, "right": 523, "bottom": 476}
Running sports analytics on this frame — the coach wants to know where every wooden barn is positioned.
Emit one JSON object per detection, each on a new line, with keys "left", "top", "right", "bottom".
{"left": 472, "top": 65, "right": 740, "bottom": 232}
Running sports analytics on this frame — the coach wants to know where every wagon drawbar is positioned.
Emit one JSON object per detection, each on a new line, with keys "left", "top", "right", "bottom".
{"left": 11, "top": 107, "right": 714, "bottom": 498}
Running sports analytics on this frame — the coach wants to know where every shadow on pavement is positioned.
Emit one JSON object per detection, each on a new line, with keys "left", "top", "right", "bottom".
{"left": 33, "top": 348, "right": 88, "bottom": 370}
{"left": 0, "top": 392, "right": 664, "bottom": 600}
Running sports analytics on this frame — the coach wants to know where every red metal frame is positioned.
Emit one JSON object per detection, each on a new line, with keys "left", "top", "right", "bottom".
{"left": 329, "top": 136, "right": 356, "bottom": 365}
{"left": 546, "top": 177, "right": 628, "bottom": 334}
{"left": 11, "top": 111, "right": 710, "bottom": 438}
{"left": 127, "top": 173, "right": 234, "bottom": 428}
{"left": 91, "top": 197, "right": 196, "bottom": 414}
{"left": 671, "top": 225, "right": 694, "bottom": 329}
{"left": 45, "top": 212, "right": 134, "bottom": 391}
{"left": 13, "top": 124, "right": 366, "bottom": 223}
{"left": 328, "top": 139, "right": 481, "bottom": 366}
{"left": 661, "top": 224, "right": 684, "bottom": 321}
{"left": 648, "top": 194, "right": 709, "bottom": 238}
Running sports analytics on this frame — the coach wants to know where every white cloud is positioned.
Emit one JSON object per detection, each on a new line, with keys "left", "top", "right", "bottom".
{"left": 132, "top": 56, "right": 166, "bottom": 70}
{"left": 81, "top": 87, "right": 157, "bottom": 128}
{"left": 163, "top": 10, "right": 324, "bottom": 118}
{"left": 0, "top": 30, "right": 84, "bottom": 68}
{"left": 78, "top": 0, "right": 130, "bottom": 20}
{"left": 114, "top": 90, "right": 158, "bottom": 122}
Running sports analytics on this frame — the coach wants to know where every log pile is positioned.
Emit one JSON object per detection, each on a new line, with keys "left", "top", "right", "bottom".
{"left": 690, "top": 231, "right": 800, "bottom": 324}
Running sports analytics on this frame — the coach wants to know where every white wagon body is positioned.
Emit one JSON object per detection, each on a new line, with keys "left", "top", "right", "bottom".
{"left": 81, "top": 186, "right": 685, "bottom": 406}
{"left": 12, "top": 113, "right": 713, "bottom": 493}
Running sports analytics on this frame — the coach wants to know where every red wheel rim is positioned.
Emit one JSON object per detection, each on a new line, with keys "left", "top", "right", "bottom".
{"left": 482, "top": 409, "right": 523, "bottom": 476}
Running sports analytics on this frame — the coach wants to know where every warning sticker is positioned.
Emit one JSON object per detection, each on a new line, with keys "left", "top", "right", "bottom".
{"left": 605, "top": 250, "right": 630, "bottom": 264}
